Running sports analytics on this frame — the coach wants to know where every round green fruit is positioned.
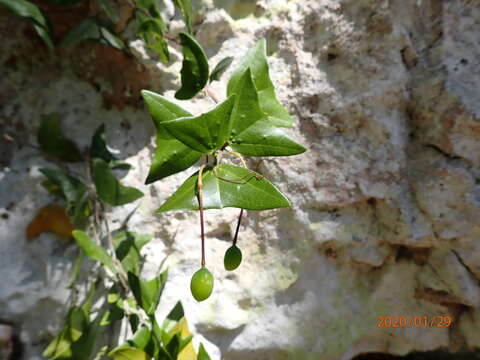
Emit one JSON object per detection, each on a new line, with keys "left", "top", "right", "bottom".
{"left": 190, "top": 267, "right": 214, "bottom": 302}
{"left": 224, "top": 245, "right": 242, "bottom": 271}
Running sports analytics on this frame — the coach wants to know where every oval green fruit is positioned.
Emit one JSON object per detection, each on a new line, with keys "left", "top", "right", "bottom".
{"left": 224, "top": 245, "right": 242, "bottom": 271}
{"left": 190, "top": 267, "right": 214, "bottom": 301}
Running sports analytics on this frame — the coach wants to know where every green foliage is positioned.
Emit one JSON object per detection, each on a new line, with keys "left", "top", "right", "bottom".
{"left": 173, "top": 0, "right": 193, "bottom": 34}
{"left": 162, "top": 96, "right": 235, "bottom": 154}
{"left": 39, "top": 168, "right": 91, "bottom": 225}
{"left": 0, "top": 0, "right": 53, "bottom": 52}
{"left": 197, "top": 344, "right": 211, "bottom": 360}
{"left": 73, "top": 230, "right": 117, "bottom": 274}
{"left": 38, "top": 113, "right": 83, "bottom": 162}
{"left": 62, "top": 19, "right": 125, "bottom": 50}
{"left": 141, "top": 90, "right": 201, "bottom": 183}
{"left": 227, "top": 39, "right": 293, "bottom": 128}
{"left": 142, "top": 39, "right": 305, "bottom": 213}
{"left": 157, "top": 164, "right": 290, "bottom": 212}
{"left": 209, "top": 56, "right": 233, "bottom": 83}
{"left": 127, "top": 270, "right": 168, "bottom": 315}
{"left": 175, "top": 33, "right": 209, "bottom": 100}
{"left": 93, "top": 158, "right": 144, "bottom": 206}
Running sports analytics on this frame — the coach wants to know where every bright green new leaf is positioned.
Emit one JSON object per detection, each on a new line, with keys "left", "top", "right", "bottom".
{"left": 175, "top": 33, "right": 209, "bottom": 100}
{"left": 173, "top": 0, "right": 193, "bottom": 34}
{"left": 127, "top": 270, "right": 168, "bottom": 315}
{"left": 39, "top": 168, "right": 90, "bottom": 225}
{"left": 108, "top": 346, "right": 149, "bottom": 360}
{"left": 197, "top": 344, "right": 211, "bottom": 360}
{"left": 0, "top": 0, "right": 54, "bottom": 52}
{"left": 72, "top": 230, "right": 117, "bottom": 274}
{"left": 162, "top": 95, "right": 235, "bottom": 154}
{"left": 93, "top": 158, "right": 143, "bottom": 206}
{"left": 38, "top": 113, "right": 83, "bottom": 162}
{"left": 209, "top": 56, "right": 233, "bottom": 83}
{"left": 228, "top": 69, "right": 306, "bottom": 156}
{"left": 227, "top": 39, "right": 293, "bottom": 128}
{"left": 157, "top": 164, "right": 290, "bottom": 212}
{"left": 141, "top": 90, "right": 202, "bottom": 183}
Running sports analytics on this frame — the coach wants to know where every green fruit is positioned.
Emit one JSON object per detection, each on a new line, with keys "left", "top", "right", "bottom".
{"left": 224, "top": 245, "right": 242, "bottom": 271}
{"left": 190, "top": 267, "right": 214, "bottom": 301}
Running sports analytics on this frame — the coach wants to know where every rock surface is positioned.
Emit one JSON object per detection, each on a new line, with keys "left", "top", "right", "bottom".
{"left": 1, "top": 0, "right": 480, "bottom": 359}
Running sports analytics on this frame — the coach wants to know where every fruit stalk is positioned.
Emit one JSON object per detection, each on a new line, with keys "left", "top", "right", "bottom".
{"left": 233, "top": 208, "right": 243, "bottom": 246}
{"left": 197, "top": 164, "right": 207, "bottom": 267}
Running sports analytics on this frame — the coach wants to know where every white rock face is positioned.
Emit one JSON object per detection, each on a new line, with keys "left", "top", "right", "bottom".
{"left": 1, "top": 0, "right": 480, "bottom": 359}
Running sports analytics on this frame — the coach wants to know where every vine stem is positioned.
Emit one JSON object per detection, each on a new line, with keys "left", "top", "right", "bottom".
{"left": 197, "top": 164, "right": 207, "bottom": 267}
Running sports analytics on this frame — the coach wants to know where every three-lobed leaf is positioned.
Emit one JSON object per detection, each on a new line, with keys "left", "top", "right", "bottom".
{"left": 162, "top": 95, "right": 235, "bottom": 154}
{"left": 141, "top": 90, "right": 201, "bottom": 183}
{"left": 93, "top": 158, "right": 143, "bottom": 206}
{"left": 38, "top": 113, "right": 83, "bottom": 162}
{"left": 157, "top": 164, "right": 290, "bottom": 212}
{"left": 175, "top": 33, "right": 209, "bottom": 100}
{"left": 228, "top": 69, "right": 306, "bottom": 156}
{"left": 227, "top": 39, "right": 293, "bottom": 128}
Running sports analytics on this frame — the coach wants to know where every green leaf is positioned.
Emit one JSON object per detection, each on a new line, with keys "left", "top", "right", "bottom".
{"left": 175, "top": 33, "right": 209, "bottom": 100}
{"left": 100, "top": 286, "right": 124, "bottom": 326}
{"left": 93, "top": 158, "right": 143, "bottom": 206}
{"left": 43, "top": 307, "right": 89, "bottom": 359}
{"left": 62, "top": 19, "right": 100, "bottom": 46}
{"left": 128, "top": 270, "right": 168, "bottom": 315}
{"left": 98, "top": 0, "right": 117, "bottom": 23}
{"left": 141, "top": 90, "right": 202, "bottom": 183}
{"left": 229, "top": 69, "right": 306, "bottom": 156}
{"left": 62, "top": 19, "right": 124, "bottom": 50}
{"left": 38, "top": 113, "right": 83, "bottom": 162}
{"left": 157, "top": 164, "right": 290, "bottom": 212}
{"left": 127, "top": 326, "right": 151, "bottom": 350}
{"left": 39, "top": 168, "right": 90, "bottom": 225}
{"left": 197, "top": 344, "right": 211, "bottom": 360}
{"left": 137, "top": 17, "right": 169, "bottom": 62}
{"left": 113, "top": 232, "right": 152, "bottom": 275}
{"left": 209, "top": 56, "right": 233, "bottom": 83}
{"left": 90, "top": 124, "right": 115, "bottom": 163}
{"left": 72, "top": 230, "right": 117, "bottom": 274}
{"left": 173, "top": 0, "right": 193, "bottom": 34}
{"left": 227, "top": 39, "right": 293, "bottom": 128}
{"left": 108, "top": 346, "right": 150, "bottom": 360}
{"left": 135, "top": 0, "right": 160, "bottom": 18}
{"left": 0, "top": 0, "right": 54, "bottom": 52}
{"left": 162, "top": 95, "right": 235, "bottom": 154}
{"left": 99, "top": 26, "right": 125, "bottom": 50}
